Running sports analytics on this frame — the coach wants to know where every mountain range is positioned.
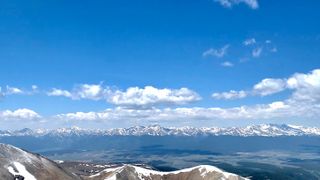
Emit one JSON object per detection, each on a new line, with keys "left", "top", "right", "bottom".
{"left": 1, "top": 124, "right": 320, "bottom": 137}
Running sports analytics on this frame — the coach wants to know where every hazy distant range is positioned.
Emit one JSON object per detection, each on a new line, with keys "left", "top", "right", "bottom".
{"left": 1, "top": 124, "right": 320, "bottom": 179}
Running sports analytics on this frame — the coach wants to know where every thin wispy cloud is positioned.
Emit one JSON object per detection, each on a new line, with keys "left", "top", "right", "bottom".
{"left": 221, "top": 61, "right": 234, "bottom": 67}
{"left": 252, "top": 47, "right": 263, "bottom": 58}
{"left": 203, "top": 38, "right": 277, "bottom": 67}
{"left": 0, "top": 85, "right": 39, "bottom": 96}
{"left": 215, "top": 0, "right": 259, "bottom": 9}
{"left": 5, "top": 86, "right": 23, "bottom": 95}
{"left": 243, "top": 38, "right": 256, "bottom": 46}
{"left": 203, "top": 45, "right": 230, "bottom": 58}
{"left": 270, "top": 47, "right": 278, "bottom": 52}
{"left": 265, "top": 40, "right": 272, "bottom": 44}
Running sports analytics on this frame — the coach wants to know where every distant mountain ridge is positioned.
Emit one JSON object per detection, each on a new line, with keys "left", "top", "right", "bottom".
{"left": 1, "top": 124, "right": 320, "bottom": 137}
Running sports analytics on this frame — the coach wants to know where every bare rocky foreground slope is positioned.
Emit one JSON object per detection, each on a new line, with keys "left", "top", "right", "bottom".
{"left": 0, "top": 144, "right": 80, "bottom": 180}
{"left": 0, "top": 143, "right": 247, "bottom": 180}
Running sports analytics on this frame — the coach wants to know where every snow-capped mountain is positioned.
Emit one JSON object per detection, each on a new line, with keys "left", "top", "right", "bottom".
{"left": 1, "top": 124, "right": 320, "bottom": 137}
{"left": 87, "top": 164, "right": 248, "bottom": 180}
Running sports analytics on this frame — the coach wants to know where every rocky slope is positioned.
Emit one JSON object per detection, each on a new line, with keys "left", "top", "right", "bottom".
{"left": 0, "top": 143, "right": 80, "bottom": 180}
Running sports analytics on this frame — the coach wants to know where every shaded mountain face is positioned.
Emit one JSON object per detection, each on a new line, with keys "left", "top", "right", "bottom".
{"left": 85, "top": 164, "right": 248, "bottom": 180}
{"left": 0, "top": 143, "right": 80, "bottom": 180}
{"left": 0, "top": 143, "right": 248, "bottom": 180}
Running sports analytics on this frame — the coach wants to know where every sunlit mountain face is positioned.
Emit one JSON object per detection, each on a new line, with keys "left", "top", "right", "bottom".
{"left": 1, "top": 0, "right": 320, "bottom": 179}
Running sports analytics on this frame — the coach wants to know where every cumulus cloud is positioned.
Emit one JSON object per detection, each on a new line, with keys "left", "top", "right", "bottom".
{"left": 47, "top": 84, "right": 110, "bottom": 100}
{"left": 47, "top": 88, "right": 73, "bottom": 98}
{"left": 54, "top": 99, "right": 309, "bottom": 122}
{"left": 253, "top": 78, "right": 287, "bottom": 96}
{"left": 4, "top": 69, "right": 320, "bottom": 125}
{"left": 215, "top": 0, "right": 259, "bottom": 9}
{"left": 212, "top": 69, "right": 320, "bottom": 100}
{"left": 76, "top": 84, "right": 109, "bottom": 100}
{"left": 212, "top": 90, "right": 247, "bottom": 100}
{"left": 108, "top": 86, "right": 201, "bottom": 108}
{"left": 203, "top": 45, "right": 229, "bottom": 58}
{"left": 56, "top": 70, "right": 320, "bottom": 122}
{"left": 286, "top": 69, "right": 320, "bottom": 103}
{"left": 47, "top": 84, "right": 200, "bottom": 108}
{"left": 0, "top": 108, "right": 41, "bottom": 121}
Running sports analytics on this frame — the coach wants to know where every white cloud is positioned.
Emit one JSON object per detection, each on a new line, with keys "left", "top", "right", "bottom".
{"left": 47, "top": 84, "right": 110, "bottom": 100}
{"left": 31, "top": 85, "right": 38, "bottom": 91}
{"left": 75, "top": 84, "right": 109, "bottom": 100}
{"left": 54, "top": 100, "right": 307, "bottom": 122}
{"left": 243, "top": 38, "right": 256, "bottom": 46}
{"left": 0, "top": 87, "right": 4, "bottom": 97}
{"left": 253, "top": 78, "right": 287, "bottom": 96}
{"left": 3, "top": 69, "right": 319, "bottom": 125}
{"left": 212, "top": 69, "right": 320, "bottom": 100}
{"left": 47, "top": 85, "right": 200, "bottom": 108}
{"left": 287, "top": 69, "right": 320, "bottom": 103}
{"left": 252, "top": 47, "right": 263, "bottom": 58}
{"left": 0, "top": 85, "right": 40, "bottom": 96}
{"left": 0, "top": 108, "right": 41, "bottom": 121}
{"left": 212, "top": 90, "right": 247, "bottom": 100}
{"left": 203, "top": 45, "right": 229, "bottom": 58}
{"left": 0, "top": 70, "right": 317, "bottom": 125}
{"left": 54, "top": 73, "right": 320, "bottom": 121}
{"left": 215, "top": 0, "right": 259, "bottom": 9}
{"left": 221, "top": 61, "right": 234, "bottom": 67}
{"left": 270, "top": 47, "right": 277, "bottom": 53}
{"left": 47, "top": 88, "right": 73, "bottom": 98}
{"left": 5, "top": 86, "right": 23, "bottom": 95}
{"left": 108, "top": 86, "right": 201, "bottom": 108}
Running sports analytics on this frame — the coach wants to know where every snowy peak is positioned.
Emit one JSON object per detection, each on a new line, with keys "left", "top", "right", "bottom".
{"left": 88, "top": 164, "right": 248, "bottom": 180}
{"left": 1, "top": 124, "right": 320, "bottom": 137}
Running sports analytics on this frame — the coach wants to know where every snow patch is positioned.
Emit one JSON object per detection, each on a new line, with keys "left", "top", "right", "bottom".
{"left": 7, "top": 162, "right": 37, "bottom": 180}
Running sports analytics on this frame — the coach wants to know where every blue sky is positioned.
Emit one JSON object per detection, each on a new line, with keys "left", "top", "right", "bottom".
{"left": 0, "top": 0, "right": 320, "bottom": 129}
